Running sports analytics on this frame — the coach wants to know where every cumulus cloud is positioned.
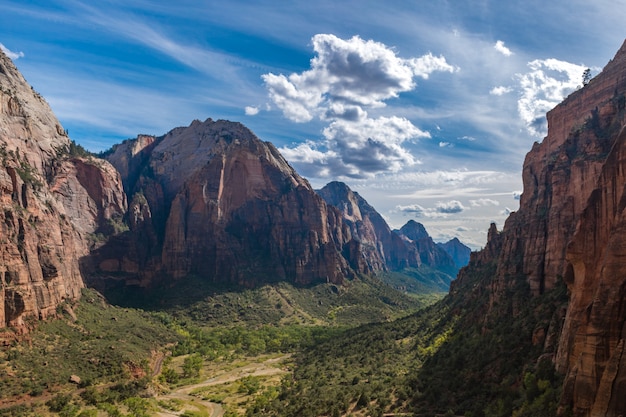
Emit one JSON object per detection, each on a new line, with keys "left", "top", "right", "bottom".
{"left": 517, "top": 58, "right": 587, "bottom": 136}
{"left": 436, "top": 200, "right": 466, "bottom": 213}
{"left": 396, "top": 204, "right": 426, "bottom": 217}
{"left": 396, "top": 200, "right": 467, "bottom": 218}
{"left": 470, "top": 198, "right": 500, "bottom": 207}
{"left": 490, "top": 86, "right": 513, "bottom": 96}
{"left": 494, "top": 40, "right": 513, "bottom": 56}
{"left": 280, "top": 115, "right": 426, "bottom": 178}
{"left": 265, "top": 34, "right": 456, "bottom": 177}
{"left": 244, "top": 106, "right": 259, "bottom": 116}
{"left": 0, "top": 43, "right": 24, "bottom": 60}
{"left": 439, "top": 141, "right": 451, "bottom": 147}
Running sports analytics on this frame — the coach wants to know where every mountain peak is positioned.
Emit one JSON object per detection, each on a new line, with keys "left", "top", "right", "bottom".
{"left": 398, "top": 220, "right": 429, "bottom": 241}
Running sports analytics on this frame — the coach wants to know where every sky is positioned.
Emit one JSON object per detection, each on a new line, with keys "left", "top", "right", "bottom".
{"left": 1, "top": 1, "right": 625, "bottom": 249}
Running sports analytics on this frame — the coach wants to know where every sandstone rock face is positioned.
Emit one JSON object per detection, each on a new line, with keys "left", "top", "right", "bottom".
{"left": 460, "top": 41, "right": 626, "bottom": 416}
{"left": 101, "top": 119, "right": 353, "bottom": 287}
{"left": 559, "top": 125, "right": 626, "bottom": 417}
{"left": 317, "top": 181, "right": 414, "bottom": 272}
{"left": 495, "top": 40, "right": 626, "bottom": 297}
{"left": 0, "top": 49, "right": 126, "bottom": 331}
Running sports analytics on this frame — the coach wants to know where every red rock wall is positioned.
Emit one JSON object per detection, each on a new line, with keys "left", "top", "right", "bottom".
{"left": 0, "top": 49, "right": 127, "bottom": 331}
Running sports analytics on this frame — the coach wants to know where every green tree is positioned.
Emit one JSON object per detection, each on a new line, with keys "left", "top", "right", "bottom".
{"left": 182, "top": 354, "right": 203, "bottom": 378}
{"left": 582, "top": 68, "right": 592, "bottom": 85}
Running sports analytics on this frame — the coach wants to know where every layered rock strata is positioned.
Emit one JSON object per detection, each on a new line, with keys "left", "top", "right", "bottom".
{"left": 99, "top": 119, "right": 354, "bottom": 287}
{"left": 0, "top": 49, "right": 126, "bottom": 331}
{"left": 463, "top": 40, "right": 626, "bottom": 416}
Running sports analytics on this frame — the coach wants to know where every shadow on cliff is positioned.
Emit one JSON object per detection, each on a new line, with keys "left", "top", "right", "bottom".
{"left": 77, "top": 244, "right": 340, "bottom": 313}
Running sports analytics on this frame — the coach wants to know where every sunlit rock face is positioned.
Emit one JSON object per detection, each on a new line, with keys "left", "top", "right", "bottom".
{"left": 100, "top": 118, "right": 355, "bottom": 287}
{"left": 0, "top": 49, "right": 126, "bottom": 332}
{"left": 317, "top": 181, "right": 419, "bottom": 273}
{"left": 458, "top": 40, "right": 626, "bottom": 416}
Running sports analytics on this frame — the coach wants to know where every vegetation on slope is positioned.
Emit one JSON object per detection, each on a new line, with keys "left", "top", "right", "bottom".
{"left": 0, "top": 269, "right": 445, "bottom": 416}
{"left": 245, "top": 260, "right": 569, "bottom": 417}
{"left": 99, "top": 273, "right": 438, "bottom": 328}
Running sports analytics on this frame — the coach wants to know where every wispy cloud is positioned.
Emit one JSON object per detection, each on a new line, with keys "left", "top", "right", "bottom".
{"left": 470, "top": 198, "right": 500, "bottom": 207}
{"left": 396, "top": 199, "right": 467, "bottom": 218}
{"left": 0, "top": 43, "right": 24, "bottom": 60}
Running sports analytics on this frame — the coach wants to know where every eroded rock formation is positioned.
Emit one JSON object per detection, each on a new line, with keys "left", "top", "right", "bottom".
{"left": 0, "top": 49, "right": 126, "bottom": 332}
{"left": 97, "top": 119, "right": 354, "bottom": 287}
{"left": 317, "top": 181, "right": 416, "bottom": 272}
{"left": 461, "top": 40, "right": 626, "bottom": 416}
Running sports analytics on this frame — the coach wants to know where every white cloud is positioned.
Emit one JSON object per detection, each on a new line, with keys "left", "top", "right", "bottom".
{"left": 245, "top": 106, "right": 260, "bottom": 116}
{"left": 490, "top": 86, "right": 513, "bottom": 96}
{"left": 470, "top": 198, "right": 500, "bottom": 207}
{"left": 0, "top": 43, "right": 24, "bottom": 60}
{"left": 494, "top": 40, "right": 513, "bottom": 56}
{"left": 436, "top": 200, "right": 466, "bottom": 214}
{"left": 517, "top": 58, "right": 587, "bottom": 136}
{"left": 280, "top": 116, "right": 427, "bottom": 178}
{"left": 439, "top": 141, "right": 451, "bottom": 147}
{"left": 264, "top": 34, "right": 456, "bottom": 177}
{"left": 396, "top": 203, "right": 426, "bottom": 216}
{"left": 396, "top": 199, "right": 467, "bottom": 218}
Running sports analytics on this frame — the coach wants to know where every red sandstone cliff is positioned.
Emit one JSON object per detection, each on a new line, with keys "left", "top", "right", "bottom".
{"left": 465, "top": 40, "right": 626, "bottom": 416}
{"left": 0, "top": 49, "right": 126, "bottom": 332}
{"left": 317, "top": 181, "right": 417, "bottom": 272}
{"left": 99, "top": 119, "right": 354, "bottom": 287}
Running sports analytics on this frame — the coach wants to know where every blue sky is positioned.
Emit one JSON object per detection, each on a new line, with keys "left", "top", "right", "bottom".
{"left": 1, "top": 0, "right": 625, "bottom": 248}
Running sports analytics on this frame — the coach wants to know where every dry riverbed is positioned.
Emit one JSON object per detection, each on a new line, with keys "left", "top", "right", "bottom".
{"left": 155, "top": 353, "right": 291, "bottom": 417}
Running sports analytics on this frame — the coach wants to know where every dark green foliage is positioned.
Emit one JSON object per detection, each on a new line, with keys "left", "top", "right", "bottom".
{"left": 170, "top": 322, "right": 341, "bottom": 358}
{"left": 245, "top": 303, "right": 453, "bottom": 416}
{"left": 68, "top": 140, "right": 93, "bottom": 158}
{"left": 46, "top": 394, "right": 72, "bottom": 412}
{"left": 239, "top": 376, "right": 262, "bottom": 395}
{"left": 0, "top": 288, "right": 178, "bottom": 399}
{"left": 101, "top": 273, "right": 428, "bottom": 327}
{"left": 246, "top": 258, "right": 569, "bottom": 417}
{"left": 182, "top": 354, "right": 203, "bottom": 378}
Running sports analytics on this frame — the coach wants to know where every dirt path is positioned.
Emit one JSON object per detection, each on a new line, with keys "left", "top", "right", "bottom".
{"left": 155, "top": 354, "right": 290, "bottom": 417}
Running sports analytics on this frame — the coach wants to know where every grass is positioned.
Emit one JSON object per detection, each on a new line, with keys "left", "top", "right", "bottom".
{"left": 0, "top": 288, "right": 178, "bottom": 400}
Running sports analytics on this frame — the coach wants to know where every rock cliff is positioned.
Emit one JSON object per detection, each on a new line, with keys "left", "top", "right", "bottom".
{"left": 460, "top": 40, "right": 626, "bottom": 416}
{"left": 97, "top": 119, "right": 354, "bottom": 287}
{"left": 0, "top": 49, "right": 126, "bottom": 332}
{"left": 317, "top": 181, "right": 416, "bottom": 272}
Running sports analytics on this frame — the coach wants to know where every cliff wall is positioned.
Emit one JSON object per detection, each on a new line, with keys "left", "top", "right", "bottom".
{"left": 0, "top": 50, "right": 126, "bottom": 333}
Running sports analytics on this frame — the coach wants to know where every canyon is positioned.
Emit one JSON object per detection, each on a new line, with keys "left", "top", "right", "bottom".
{"left": 2, "top": 36, "right": 626, "bottom": 417}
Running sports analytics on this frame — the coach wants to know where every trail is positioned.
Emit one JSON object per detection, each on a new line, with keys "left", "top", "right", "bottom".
{"left": 155, "top": 354, "right": 289, "bottom": 417}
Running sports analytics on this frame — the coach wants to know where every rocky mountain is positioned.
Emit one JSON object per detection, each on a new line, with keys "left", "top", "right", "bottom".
{"left": 317, "top": 182, "right": 465, "bottom": 286}
{"left": 394, "top": 220, "right": 458, "bottom": 276}
{"left": 93, "top": 119, "right": 360, "bottom": 288}
{"left": 316, "top": 181, "right": 417, "bottom": 272}
{"left": 0, "top": 49, "right": 126, "bottom": 333}
{"left": 453, "top": 40, "right": 626, "bottom": 416}
{"left": 437, "top": 237, "right": 471, "bottom": 268}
